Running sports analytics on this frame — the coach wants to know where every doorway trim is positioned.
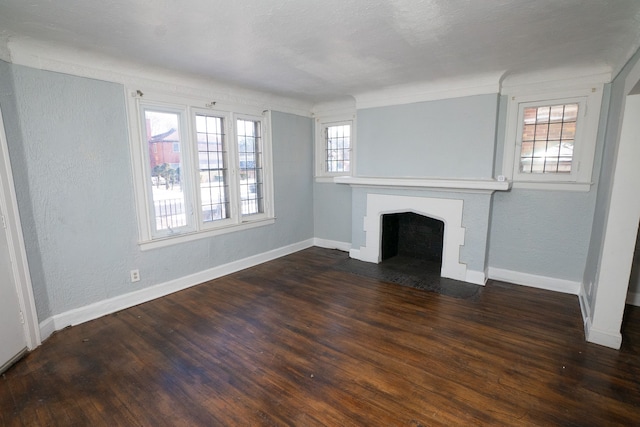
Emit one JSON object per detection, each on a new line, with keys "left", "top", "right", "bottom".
{"left": 0, "top": 107, "right": 41, "bottom": 349}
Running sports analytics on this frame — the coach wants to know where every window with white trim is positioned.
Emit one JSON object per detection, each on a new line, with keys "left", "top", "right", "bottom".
{"left": 128, "top": 91, "right": 274, "bottom": 248}
{"left": 315, "top": 115, "right": 355, "bottom": 180}
{"left": 502, "top": 85, "right": 603, "bottom": 190}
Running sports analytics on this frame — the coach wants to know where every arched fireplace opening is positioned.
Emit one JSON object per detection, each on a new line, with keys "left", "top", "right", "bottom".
{"left": 381, "top": 212, "right": 444, "bottom": 267}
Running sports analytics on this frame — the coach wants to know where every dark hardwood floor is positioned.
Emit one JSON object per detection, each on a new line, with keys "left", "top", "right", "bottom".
{"left": 1, "top": 247, "right": 639, "bottom": 426}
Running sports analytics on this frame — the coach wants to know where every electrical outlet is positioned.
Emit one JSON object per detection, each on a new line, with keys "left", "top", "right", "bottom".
{"left": 130, "top": 269, "right": 140, "bottom": 283}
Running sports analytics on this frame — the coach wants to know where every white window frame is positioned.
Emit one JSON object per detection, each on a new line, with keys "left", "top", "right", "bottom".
{"left": 127, "top": 89, "right": 275, "bottom": 250}
{"left": 314, "top": 113, "right": 356, "bottom": 182}
{"left": 501, "top": 84, "right": 604, "bottom": 191}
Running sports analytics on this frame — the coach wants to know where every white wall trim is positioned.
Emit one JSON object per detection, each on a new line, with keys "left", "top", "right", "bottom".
{"left": 584, "top": 323, "right": 623, "bottom": 350}
{"left": 313, "top": 238, "right": 351, "bottom": 252}
{"left": 355, "top": 73, "right": 502, "bottom": 109}
{"left": 466, "top": 269, "right": 487, "bottom": 286}
{"left": 5, "top": 37, "right": 313, "bottom": 118}
{"left": 626, "top": 292, "right": 640, "bottom": 307}
{"left": 38, "top": 239, "right": 314, "bottom": 341}
{"left": 488, "top": 267, "right": 581, "bottom": 295}
{"left": 0, "top": 107, "right": 41, "bottom": 349}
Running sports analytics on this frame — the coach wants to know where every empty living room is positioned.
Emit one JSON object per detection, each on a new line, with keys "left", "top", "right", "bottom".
{"left": 1, "top": 1, "right": 640, "bottom": 425}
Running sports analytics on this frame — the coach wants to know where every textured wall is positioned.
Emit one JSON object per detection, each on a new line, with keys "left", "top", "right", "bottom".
{"left": 356, "top": 94, "right": 499, "bottom": 178}
{"left": 313, "top": 182, "right": 351, "bottom": 244}
{"left": 2, "top": 64, "right": 314, "bottom": 319}
{"left": 0, "top": 60, "right": 52, "bottom": 320}
{"left": 489, "top": 189, "right": 597, "bottom": 282}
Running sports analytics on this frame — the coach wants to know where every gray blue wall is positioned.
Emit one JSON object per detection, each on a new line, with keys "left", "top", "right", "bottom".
{"left": 0, "top": 62, "right": 314, "bottom": 321}
{"left": 356, "top": 94, "right": 499, "bottom": 178}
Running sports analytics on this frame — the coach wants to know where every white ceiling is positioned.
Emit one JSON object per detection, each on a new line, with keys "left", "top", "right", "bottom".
{"left": 1, "top": 0, "right": 640, "bottom": 104}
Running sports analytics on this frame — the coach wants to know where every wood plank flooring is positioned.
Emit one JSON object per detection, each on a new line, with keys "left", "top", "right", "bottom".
{"left": 1, "top": 247, "right": 639, "bottom": 426}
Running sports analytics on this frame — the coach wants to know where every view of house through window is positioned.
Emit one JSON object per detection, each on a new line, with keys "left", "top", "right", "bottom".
{"left": 519, "top": 103, "right": 578, "bottom": 174}
{"left": 237, "top": 118, "right": 263, "bottom": 215}
{"left": 144, "top": 110, "right": 186, "bottom": 231}
{"left": 196, "top": 113, "right": 230, "bottom": 222}
{"left": 325, "top": 124, "right": 351, "bottom": 173}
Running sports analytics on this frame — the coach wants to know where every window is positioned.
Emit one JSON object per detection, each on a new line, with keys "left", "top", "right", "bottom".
{"left": 315, "top": 116, "right": 355, "bottom": 180}
{"left": 128, "top": 91, "right": 274, "bottom": 249}
{"left": 502, "top": 85, "right": 603, "bottom": 190}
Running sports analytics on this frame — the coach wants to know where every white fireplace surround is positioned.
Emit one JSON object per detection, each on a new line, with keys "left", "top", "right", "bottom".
{"left": 351, "top": 194, "right": 473, "bottom": 284}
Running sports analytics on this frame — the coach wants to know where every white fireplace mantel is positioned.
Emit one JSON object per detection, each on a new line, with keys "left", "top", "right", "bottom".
{"left": 334, "top": 176, "right": 511, "bottom": 193}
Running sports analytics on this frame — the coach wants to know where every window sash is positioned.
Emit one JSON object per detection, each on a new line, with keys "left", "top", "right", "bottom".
{"left": 130, "top": 91, "right": 274, "bottom": 246}
{"left": 512, "top": 96, "right": 586, "bottom": 183}
{"left": 139, "top": 104, "right": 195, "bottom": 238}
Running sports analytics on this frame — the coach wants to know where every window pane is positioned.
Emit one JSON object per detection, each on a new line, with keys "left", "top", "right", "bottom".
{"left": 237, "top": 119, "right": 263, "bottom": 215}
{"left": 325, "top": 124, "right": 351, "bottom": 173}
{"left": 196, "top": 113, "right": 229, "bottom": 222}
{"left": 145, "top": 110, "right": 187, "bottom": 231}
{"left": 519, "top": 103, "right": 578, "bottom": 175}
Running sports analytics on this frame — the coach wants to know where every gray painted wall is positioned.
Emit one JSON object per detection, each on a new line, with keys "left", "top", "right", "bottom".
{"left": 356, "top": 94, "right": 499, "bottom": 178}
{"left": 313, "top": 182, "right": 352, "bottom": 243}
{"left": 0, "top": 63, "right": 313, "bottom": 320}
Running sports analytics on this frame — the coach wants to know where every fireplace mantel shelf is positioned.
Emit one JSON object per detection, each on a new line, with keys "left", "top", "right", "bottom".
{"left": 334, "top": 176, "right": 511, "bottom": 193}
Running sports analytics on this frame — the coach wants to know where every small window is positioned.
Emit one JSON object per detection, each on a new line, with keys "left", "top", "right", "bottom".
{"left": 325, "top": 123, "right": 351, "bottom": 173}
{"left": 518, "top": 103, "right": 578, "bottom": 175}
{"left": 315, "top": 116, "right": 355, "bottom": 180}
{"left": 501, "top": 85, "right": 603, "bottom": 191}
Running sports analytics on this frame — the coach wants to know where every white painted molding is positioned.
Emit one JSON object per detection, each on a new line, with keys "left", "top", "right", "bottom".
{"left": 349, "top": 248, "right": 362, "bottom": 260}
{"left": 488, "top": 267, "right": 581, "bottom": 295}
{"left": 358, "top": 194, "right": 468, "bottom": 283}
{"left": 585, "top": 323, "right": 622, "bottom": 350}
{"left": 500, "top": 69, "right": 611, "bottom": 95}
{"left": 0, "top": 107, "right": 41, "bottom": 349}
{"left": 5, "top": 37, "right": 313, "bottom": 118}
{"left": 626, "top": 292, "right": 640, "bottom": 307}
{"left": 38, "top": 317, "right": 56, "bottom": 342}
{"left": 313, "top": 238, "right": 351, "bottom": 253}
{"left": 38, "top": 239, "right": 315, "bottom": 340}
{"left": 355, "top": 73, "right": 502, "bottom": 109}
{"left": 465, "top": 270, "right": 487, "bottom": 286}
{"left": 334, "top": 176, "right": 511, "bottom": 193}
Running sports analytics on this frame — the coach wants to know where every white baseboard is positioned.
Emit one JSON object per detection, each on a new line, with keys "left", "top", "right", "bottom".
{"left": 465, "top": 269, "right": 487, "bottom": 286}
{"left": 626, "top": 292, "right": 640, "bottom": 307}
{"left": 349, "top": 248, "right": 363, "bottom": 261}
{"left": 584, "top": 321, "right": 622, "bottom": 350}
{"left": 38, "top": 317, "right": 56, "bottom": 342}
{"left": 39, "top": 238, "right": 315, "bottom": 340}
{"left": 487, "top": 267, "right": 581, "bottom": 295}
{"left": 312, "top": 238, "right": 351, "bottom": 252}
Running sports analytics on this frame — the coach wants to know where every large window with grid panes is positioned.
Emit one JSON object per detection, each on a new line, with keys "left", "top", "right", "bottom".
{"left": 502, "top": 85, "right": 603, "bottom": 190}
{"left": 128, "top": 90, "right": 274, "bottom": 248}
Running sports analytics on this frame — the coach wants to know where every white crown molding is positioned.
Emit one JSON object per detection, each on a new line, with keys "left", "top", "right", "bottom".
{"left": 311, "top": 97, "right": 357, "bottom": 118}
{"left": 5, "top": 37, "right": 314, "bottom": 117}
{"left": 354, "top": 73, "right": 502, "bottom": 109}
{"left": 500, "top": 67, "right": 612, "bottom": 95}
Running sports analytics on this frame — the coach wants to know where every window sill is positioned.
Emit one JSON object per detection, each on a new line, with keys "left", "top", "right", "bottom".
{"left": 511, "top": 181, "right": 593, "bottom": 192}
{"left": 315, "top": 176, "right": 347, "bottom": 183}
{"left": 138, "top": 217, "right": 276, "bottom": 251}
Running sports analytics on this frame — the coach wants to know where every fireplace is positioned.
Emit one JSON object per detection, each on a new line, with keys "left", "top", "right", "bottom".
{"left": 381, "top": 212, "right": 444, "bottom": 263}
{"left": 352, "top": 193, "right": 469, "bottom": 282}
{"left": 336, "top": 176, "right": 510, "bottom": 286}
